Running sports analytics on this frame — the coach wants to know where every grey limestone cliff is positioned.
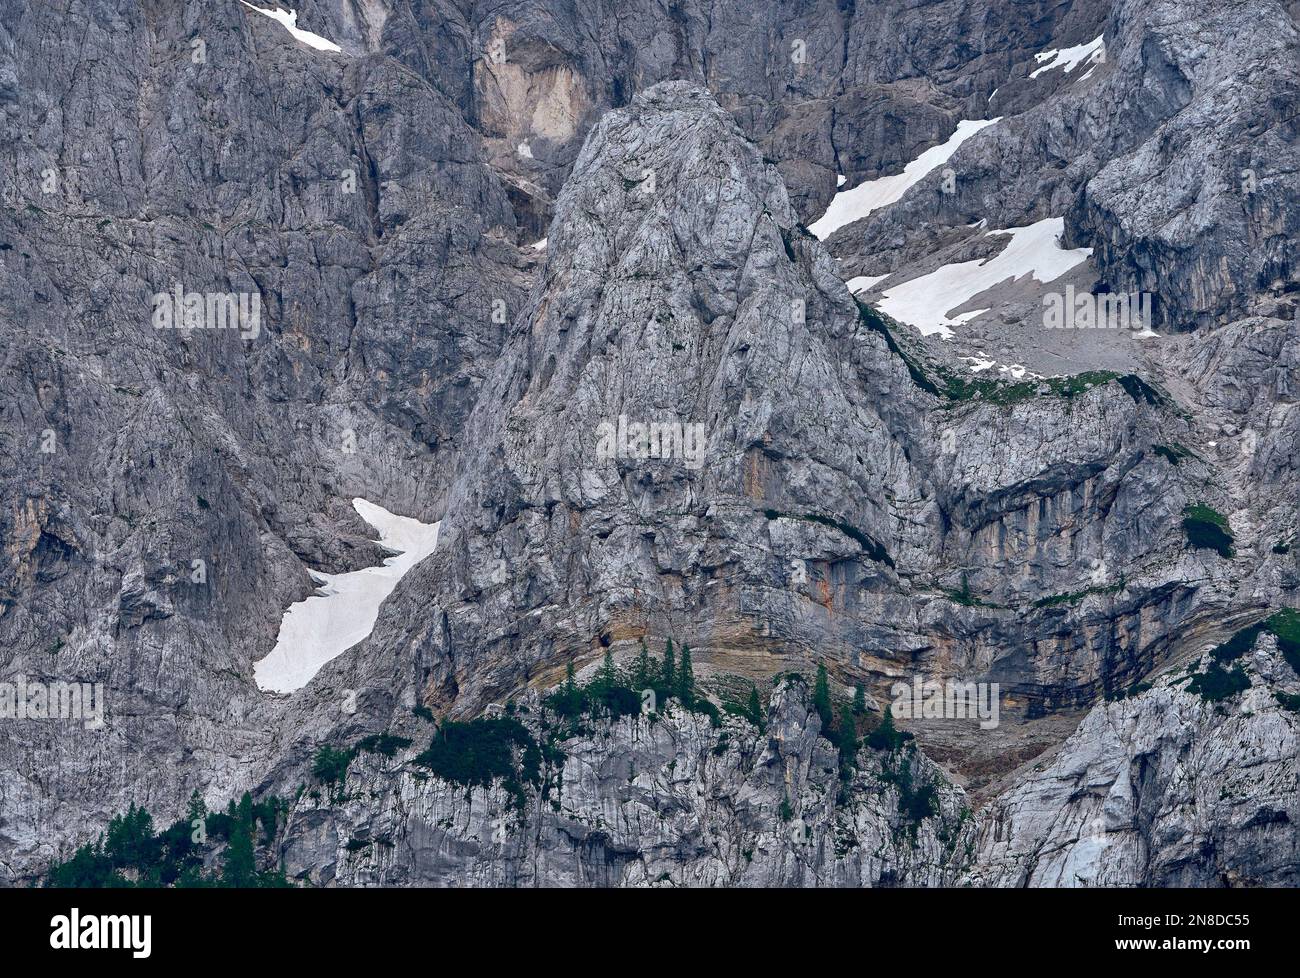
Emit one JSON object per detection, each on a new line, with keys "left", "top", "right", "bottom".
{"left": 2, "top": 0, "right": 1298, "bottom": 888}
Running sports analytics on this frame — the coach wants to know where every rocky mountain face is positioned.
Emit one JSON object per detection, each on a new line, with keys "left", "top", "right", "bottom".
{"left": 1, "top": 0, "right": 1298, "bottom": 886}
{"left": 282, "top": 679, "right": 974, "bottom": 887}
{"left": 970, "top": 631, "right": 1300, "bottom": 887}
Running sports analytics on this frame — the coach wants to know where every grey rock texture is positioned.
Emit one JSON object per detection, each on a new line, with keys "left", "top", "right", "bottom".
{"left": 0, "top": 0, "right": 524, "bottom": 879}
{"left": 352, "top": 78, "right": 1245, "bottom": 749}
{"left": 308, "top": 0, "right": 1107, "bottom": 225}
{"left": 280, "top": 679, "right": 975, "bottom": 887}
{"left": 361, "top": 79, "right": 931, "bottom": 719}
{"left": 969, "top": 631, "right": 1300, "bottom": 887}
{"left": 1, "top": 0, "right": 1297, "bottom": 889}
{"left": 834, "top": 0, "right": 1299, "bottom": 362}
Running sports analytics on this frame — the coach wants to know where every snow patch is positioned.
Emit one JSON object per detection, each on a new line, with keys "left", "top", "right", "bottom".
{"left": 958, "top": 354, "right": 1042, "bottom": 380}
{"left": 875, "top": 217, "right": 1093, "bottom": 339}
{"left": 808, "top": 119, "right": 1001, "bottom": 239}
{"left": 240, "top": 3, "right": 343, "bottom": 53}
{"left": 845, "top": 273, "right": 890, "bottom": 294}
{"left": 959, "top": 354, "right": 997, "bottom": 373}
{"left": 1030, "top": 35, "right": 1104, "bottom": 79}
{"left": 531, "top": 237, "right": 548, "bottom": 251}
{"left": 254, "top": 499, "right": 440, "bottom": 694}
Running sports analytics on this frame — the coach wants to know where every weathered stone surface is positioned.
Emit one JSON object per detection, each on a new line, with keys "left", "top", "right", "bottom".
{"left": 969, "top": 632, "right": 1300, "bottom": 887}
{"left": 2, "top": 0, "right": 1298, "bottom": 889}
{"left": 281, "top": 679, "right": 975, "bottom": 887}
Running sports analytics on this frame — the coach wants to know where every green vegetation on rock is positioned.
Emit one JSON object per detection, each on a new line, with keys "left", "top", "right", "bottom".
{"left": 866, "top": 706, "right": 912, "bottom": 752}
{"left": 1274, "top": 692, "right": 1300, "bottom": 713}
{"left": 1152, "top": 443, "right": 1192, "bottom": 466}
{"left": 46, "top": 791, "right": 290, "bottom": 888}
{"left": 878, "top": 749, "right": 937, "bottom": 836}
{"left": 852, "top": 298, "right": 1168, "bottom": 411}
{"left": 1181, "top": 609, "right": 1300, "bottom": 703}
{"left": 415, "top": 716, "right": 551, "bottom": 808}
{"left": 1187, "top": 661, "right": 1250, "bottom": 702}
{"left": 1033, "top": 578, "right": 1124, "bottom": 609}
{"left": 1182, "top": 504, "right": 1234, "bottom": 558}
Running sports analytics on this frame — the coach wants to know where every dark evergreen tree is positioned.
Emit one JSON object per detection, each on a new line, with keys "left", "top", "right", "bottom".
{"left": 813, "top": 662, "right": 833, "bottom": 729}
{"left": 46, "top": 838, "right": 129, "bottom": 889}
{"left": 634, "top": 641, "right": 652, "bottom": 690}
{"left": 186, "top": 788, "right": 207, "bottom": 825}
{"left": 553, "top": 660, "right": 578, "bottom": 715}
{"left": 597, "top": 649, "right": 617, "bottom": 691}
{"left": 221, "top": 792, "right": 257, "bottom": 887}
{"left": 835, "top": 702, "right": 860, "bottom": 795}
{"left": 866, "top": 706, "right": 908, "bottom": 752}
{"left": 312, "top": 744, "right": 354, "bottom": 796}
{"left": 838, "top": 704, "right": 858, "bottom": 756}
{"left": 661, "top": 639, "right": 676, "bottom": 691}
{"left": 676, "top": 644, "right": 695, "bottom": 705}
{"left": 104, "top": 803, "right": 156, "bottom": 870}
{"left": 746, "top": 684, "right": 763, "bottom": 726}
{"left": 852, "top": 683, "right": 867, "bottom": 716}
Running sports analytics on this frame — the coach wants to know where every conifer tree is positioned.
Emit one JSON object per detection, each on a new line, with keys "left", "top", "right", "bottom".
{"left": 813, "top": 662, "right": 832, "bottom": 729}
{"left": 852, "top": 683, "right": 867, "bottom": 716}
{"left": 186, "top": 788, "right": 207, "bottom": 824}
{"left": 677, "top": 644, "right": 695, "bottom": 705}
{"left": 661, "top": 639, "right": 676, "bottom": 691}
{"left": 598, "top": 649, "right": 617, "bottom": 691}
{"left": 746, "top": 684, "right": 763, "bottom": 726}
{"left": 221, "top": 792, "right": 257, "bottom": 887}
{"left": 867, "top": 706, "right": 903, "bottom": 752}
{"left": 561, "top": 660, "right": 582, "bottom": 715}
{"left": 635, "top": 640, "right": 651, "bottom": 690}
{"left": 105, "top": 803, "right": 155, "bottom": 869}
{"left": 839, "top": 704, "right": 858, "bottom": 754}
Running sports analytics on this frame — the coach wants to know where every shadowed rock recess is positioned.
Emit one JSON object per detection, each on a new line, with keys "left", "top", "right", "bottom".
{"left": 1, "top": 0, "right": 1298, "bottom": 888}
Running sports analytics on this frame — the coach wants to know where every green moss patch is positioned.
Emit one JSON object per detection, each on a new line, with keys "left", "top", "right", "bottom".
{"left": 1033, "top": 579, "right": 1125, "bottom": 609}
{"left": 1274, "top": 692, "right": 1300, "bottom": 713}
{"left": 1152, "top": 443, "right": 1192, "bottom": 466}
{"left": 1182, "top": 504, "right": 1234, "bottom": 558}
{"left": 1266, "top": 608, "right": 1300, "bottom": 673}
{"left": 1187, "top": 661, "right": 1250, "bottom": 702}
{"left": 851, "top": 298, "right": 1168, "bottom": 412}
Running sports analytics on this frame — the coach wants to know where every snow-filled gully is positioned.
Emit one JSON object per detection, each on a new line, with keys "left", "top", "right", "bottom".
{"left": 254, "top": 499, "right": 439, "bottom": 694}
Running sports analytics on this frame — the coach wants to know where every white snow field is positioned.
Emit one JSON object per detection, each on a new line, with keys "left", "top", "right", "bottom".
{"left": 808, "top": 119, "right": 1001, "bottom": 239}
{"left": 240, "top": 3, "right": 344, "bottom": 53}
{"left": 254, "top": 499, "right": 439, "bottom": 693}
{"left": 1030, "top": 35, "right": 1105, "bottom": 79}
{"left": 875, "top": 217, "right": 1093, "bottom": 339}
{"left": 845, "top": 273, "right": 890, "bottom": 294}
